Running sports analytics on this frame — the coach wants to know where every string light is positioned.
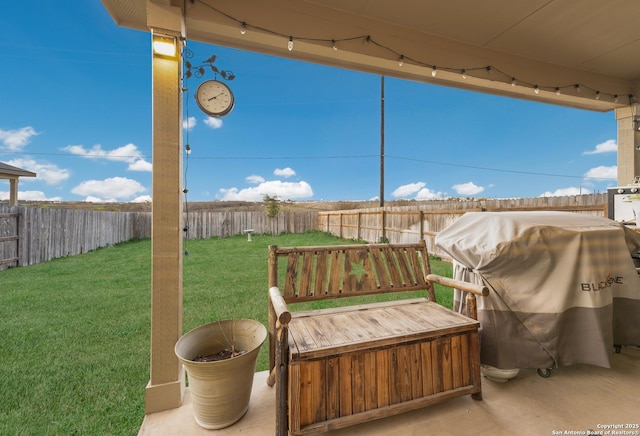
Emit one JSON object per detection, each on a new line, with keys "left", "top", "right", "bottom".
{"left": 192, "top": 0, "right": 632, "bottom": 105}
{"left": 182, "top": 47, "right": 192, "bottom": 255}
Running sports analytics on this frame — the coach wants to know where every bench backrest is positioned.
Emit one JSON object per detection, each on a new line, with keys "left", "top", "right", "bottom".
{"left": 268, "top": 240, "right": 437, "bottom": 304}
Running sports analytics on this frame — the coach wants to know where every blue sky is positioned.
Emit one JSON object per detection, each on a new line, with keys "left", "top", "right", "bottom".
{"left": 0, "top": 2, "right": 619, "bottom": 203}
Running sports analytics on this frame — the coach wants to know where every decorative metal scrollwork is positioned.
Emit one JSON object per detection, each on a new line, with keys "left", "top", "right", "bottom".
{"left": 183, "top": 48, "right": 235, "bottom": 81}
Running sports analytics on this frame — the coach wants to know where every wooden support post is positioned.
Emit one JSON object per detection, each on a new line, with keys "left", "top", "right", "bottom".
{"left": 144, "top": 3, "right": 186, "bottom": 414}
{"left": 275, "top": 322, "right": 290, "bottom": 436}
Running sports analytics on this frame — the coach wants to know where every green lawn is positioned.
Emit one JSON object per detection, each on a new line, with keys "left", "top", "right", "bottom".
{"left": 0, "top": 231, "right": 453, "bottom": 435}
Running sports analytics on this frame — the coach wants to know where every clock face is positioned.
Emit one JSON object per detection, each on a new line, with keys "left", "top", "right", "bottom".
{"left": 195, "top": 80, "right": 235, "bottom": 118}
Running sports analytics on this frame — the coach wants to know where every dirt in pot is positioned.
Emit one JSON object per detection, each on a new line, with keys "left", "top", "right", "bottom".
{"left": 192, "top": 347, "right": 247, "bottom": 362}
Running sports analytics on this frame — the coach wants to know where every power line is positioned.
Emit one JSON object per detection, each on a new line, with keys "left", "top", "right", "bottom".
{"left": 386, "top": 155, "right": 615, "bottom": 180}
{"left": 0, "top": 150, "right": 615, "bottom": 180}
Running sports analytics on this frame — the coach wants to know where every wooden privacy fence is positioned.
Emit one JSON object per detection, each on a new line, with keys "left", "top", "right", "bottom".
{"left": 0, "top": 206, "right": 151, "bottom": 270}
{"left": 318, "top": 193, "right": 608, "bottom": 257}
{"left": 0, "top": 194, "right": 610, "bottom": 270}
{"left": 0, "top": 206, "right": 318, "bottom": 270}
{"left": 0, "top": 210, "right": 19, "bottom": 269}
{"left": 182, "top": 210, "right": 317, "bottom": 239}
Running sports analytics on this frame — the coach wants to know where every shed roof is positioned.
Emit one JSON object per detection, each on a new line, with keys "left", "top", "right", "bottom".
{"left": 0, "top": 162, "right": 37, "bottom": 179}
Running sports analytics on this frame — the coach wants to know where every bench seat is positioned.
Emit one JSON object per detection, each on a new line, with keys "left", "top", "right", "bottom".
{"left": 267, "top": 241, "right": 487, "bottom": 435}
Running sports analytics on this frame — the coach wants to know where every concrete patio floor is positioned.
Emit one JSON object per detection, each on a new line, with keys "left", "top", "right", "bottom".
{"left": 139, "top": 346, "right": 640, "bottom": 435}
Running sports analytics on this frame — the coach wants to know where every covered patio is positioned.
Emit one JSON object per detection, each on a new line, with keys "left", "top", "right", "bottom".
{"left": 141, "top": 347, "right": 640, "bottom": 434}
{"left": 99, "top": 0, "right": 640, "bottom": 433}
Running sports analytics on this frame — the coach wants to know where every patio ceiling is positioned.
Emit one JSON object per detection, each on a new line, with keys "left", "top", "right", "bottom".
{"left": 102, "top": 0, "right": 640, "bottom": 112}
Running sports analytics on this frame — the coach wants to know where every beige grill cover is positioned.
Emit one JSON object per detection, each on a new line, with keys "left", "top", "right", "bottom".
{"left": 435, "top": 211, "right": 640, "bottom": 369}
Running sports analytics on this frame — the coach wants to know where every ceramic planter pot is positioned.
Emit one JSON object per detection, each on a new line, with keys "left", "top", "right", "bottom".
{"left": 175, "top": 319, "right": 267, "bottom": 429}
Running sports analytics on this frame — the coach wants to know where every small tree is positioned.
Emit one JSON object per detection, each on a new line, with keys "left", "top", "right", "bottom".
{"left": 264, "top": 194, "right": 280, "bottom": 219}
{"left": 263, "top": 194, "right": 280, "bottom": 235}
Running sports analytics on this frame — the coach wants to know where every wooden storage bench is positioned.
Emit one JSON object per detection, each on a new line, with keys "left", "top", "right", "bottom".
{"left": 267, "top": 241, "right": 488, "bottom": 435}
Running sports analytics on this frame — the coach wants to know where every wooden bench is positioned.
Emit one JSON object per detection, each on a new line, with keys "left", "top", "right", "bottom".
{"left": 267, "top": 240, "right": 488, "bottom": 435}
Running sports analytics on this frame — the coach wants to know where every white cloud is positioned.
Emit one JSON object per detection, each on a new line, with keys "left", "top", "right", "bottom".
{"left": 83, "top": 196, "right": 116, "bottom": 203}
{"left": 218, "top": 180, "right": 313, "bottom": 201}
{"left": 132, "top": 195, "right": 152, "bottom": 203}
{"left": 6, "top": 158, "right": 70, "bottom": 185}
{"left": 246, "top": 175, "right": 266, "bottom": 184}
{"left": 63, "top": 143, "right": 151, "bottom": 172}
{"left": 0, "top": 190, "right": 62, "bottom": 201}
{"left": 415, "top": 187, "right": 445, "bottom": 200}
{"left": 183, "top": 116, "right": 196, "bottom": 130}
{"left": 392, "top": 182, "right": 426, "bottom": 198}
{"left": 584, "top": 165, "right": 617, "bottom": 180}
{"left": 583, "top": 139, "right": 617, "bottom": 155}
{"left": 392, "top": 182, "right": 445, "bottom": 200}
{"left": 274, "top": 167, "right": 296, "bottom": 178}
{"left": 452, "top": 181, "right": 484, "bottom": 196}
{"left": 204, "top": 117, "right": 223, "bottom": 129}
{"left": 128, "top": 159, "right": 152, "bottom": 172}
{"left": 540, "top": 187, "right": 592, "bottom": 197}
{"left": 71, "top": 177, "right": 146, "bottom": 201}
{"left": 0, "top": 127, "right": 39, "bottom": 151}
{"left": 63, "top": 143, "right": 143, "bottom": 163}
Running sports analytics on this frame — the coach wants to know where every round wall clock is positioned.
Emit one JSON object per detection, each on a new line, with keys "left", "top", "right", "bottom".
{"left": 195, "top": 79, "right": 235, "bottom": 118}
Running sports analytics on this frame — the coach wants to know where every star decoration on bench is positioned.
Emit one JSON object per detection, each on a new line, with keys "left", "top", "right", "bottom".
{"left": 349, "top": 260, "right": 369, "bottom": 281}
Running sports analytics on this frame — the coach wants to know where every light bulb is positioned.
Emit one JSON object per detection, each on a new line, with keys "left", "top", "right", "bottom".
{"left": 555, "top": 87, "right": 561, "bottom": 96}
{"left": 486, "top": 66, "right": 492, "bottom": 74}
{"left": 595, "top": 91, "right": 601, "bottom": 100}
{"left": 288, "top": 36, "right": 294, "bottom": 51}
{"left": 614, "top": 95, "right": 619, "bottom": 103}
{"left": 186, "top": 144, "right": 191, "bottom": 155}
{"left": 152, "top": 35, "right": 177, "bottom": 57}
{"left": 332, "top": 39, "right": 338, "bottom": 51}
{"left": 575, "top": 84, "right": 581, "bottom": 93}
{"left": 510, "top": 78, "right": 516, "bottom": 86}
{"left": 398, "top": 55, "right": 404, "bottom": 67}
{"left": 240, "top": 22, "right": 246, "bottom": 35}
{"left": 461, "top": 69, "right": 467, "bottom": 79}
{"left": 431, "top": 66, "right": 437, "bottom": 77}
{"left": 534, "top": 85, "right": 540, "bottom": 95}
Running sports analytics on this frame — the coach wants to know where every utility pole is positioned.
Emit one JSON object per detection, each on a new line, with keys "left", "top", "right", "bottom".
{"left": 380, "top": 76, "right": 385, "bottom": 207}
